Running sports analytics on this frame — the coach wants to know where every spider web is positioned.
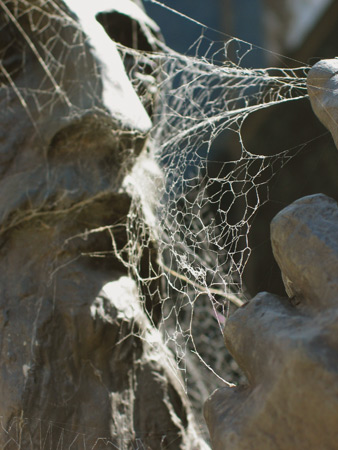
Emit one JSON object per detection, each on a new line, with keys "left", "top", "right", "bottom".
{"left": 120, "top": 35, "right": 309, "bottom": 401}
{"left": 0, "top": 0, "right": 313, "bottom": 447}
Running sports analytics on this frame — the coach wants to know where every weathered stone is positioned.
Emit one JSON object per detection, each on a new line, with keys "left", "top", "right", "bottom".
{"left": 204, "top": 193, "right": 338, "bottom": 449}
{"left": 307, "top": 58, "right": 338, "bottom": 150}
{"left": 271, "top": 193, "right": 338, "bottom": 309}
{"left": 1, "top": 264, "right": 206, "bottom": 448}
{"left": 0, "top": 1, "right": 208, "bottom": 448}
{"left": 0, "top": 0, "right": 150, "bottom": 232}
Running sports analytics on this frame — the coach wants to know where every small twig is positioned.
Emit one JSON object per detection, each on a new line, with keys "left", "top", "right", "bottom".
{"left": 160, "top": 262, "right": 244, "bottom": 307}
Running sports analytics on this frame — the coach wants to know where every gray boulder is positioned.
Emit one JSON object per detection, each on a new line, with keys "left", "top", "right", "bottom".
{"left": 204, "top": 194, "right": 338, "bottom": 449}
{"left": 307, "top": 58, "right": 338, "bottom": 150}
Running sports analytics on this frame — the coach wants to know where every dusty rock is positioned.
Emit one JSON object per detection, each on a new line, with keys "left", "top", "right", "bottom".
{"left": 0, "top": 1, "right": 207, "bottom": 448}
{"left": 307, "top": 58, "right": 338, "bottom": 149}
{"left": 271, "top": 193, "right": 338, "bottom": 309}
{"left": 1, "top": 260, "right": 205, "bottom": 448}
{"left": 204, "top": 193, "right": 338, "bottom": 449}
{"left": 0, "top": 1, "right": 149, "bottom": 232}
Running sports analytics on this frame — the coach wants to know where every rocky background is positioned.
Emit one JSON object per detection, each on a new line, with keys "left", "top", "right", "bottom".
{"left": 0, "top": 1, "right": 209, "bottom": 448}
{"left": 205, "top": 59, "right": 338, "bottom": 449}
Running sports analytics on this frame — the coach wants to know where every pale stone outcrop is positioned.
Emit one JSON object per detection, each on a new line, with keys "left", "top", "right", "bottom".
{"left": 271, "top": 193, "right": 338, "bottom": 309}
{"left": 307, "top": 58, "right": 338, "bottom": 150}
{"left": 204, "top": 193, "right": 338, "bottom": 449}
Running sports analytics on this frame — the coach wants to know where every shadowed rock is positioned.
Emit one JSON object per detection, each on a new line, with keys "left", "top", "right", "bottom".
{"left": 204, "top": 194, "right": 338, "bottom": 449}
{"left": 204, "top": 58, "right": 338, "bottom": 449}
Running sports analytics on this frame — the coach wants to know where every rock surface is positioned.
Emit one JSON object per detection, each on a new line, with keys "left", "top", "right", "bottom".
{"left": 1, "top": 265, "right": 204, "bottom": 448}
{"left": 204, "top": 193, "right": 338, "bottom": 449}
{"left": 271, "top": 193, "right": 338, "bottom": 309}
{"left": 307, "top": 58, "right": 338, "bottom": 150}
{"left": 0, "top": 1, "right": 207, "bottom": 448}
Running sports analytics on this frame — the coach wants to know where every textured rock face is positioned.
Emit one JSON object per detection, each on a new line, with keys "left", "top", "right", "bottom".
{"left": 271, "top": 193, "right": 338, "bottom": 309}
{"left": 307, "top": 58, "right": 338, "bottom": 150}
{"left": 0, "top": 1, "right": 207, "bottom": 448}
{"left": 2, "top": 267, "right": 203, "bottom": 448}
{"left": 204, "top": 194, "right": 338, "bottom": 449}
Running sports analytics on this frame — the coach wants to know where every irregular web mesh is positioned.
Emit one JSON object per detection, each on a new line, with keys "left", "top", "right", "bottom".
{"left": 0, "top": 0, "right": 314, "bottom": 446}
{"left": 120, "top": 37, "right": 309, "bottom": 393}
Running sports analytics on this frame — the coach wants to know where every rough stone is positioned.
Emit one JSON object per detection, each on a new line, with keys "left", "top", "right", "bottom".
{"left": 1, "top": 265, "right": 205, "bottom": 448}
{"left": 307, "top": 58, "right": 338, "bottom": 150}
{"left": 271, "top": 193, "right": 338, "bottom": 309}
{"left": 0, "top": 1, "right": 208, "bottom": 448}
{"left": 204, "top": 193, "right": 338, "bottom": 449}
